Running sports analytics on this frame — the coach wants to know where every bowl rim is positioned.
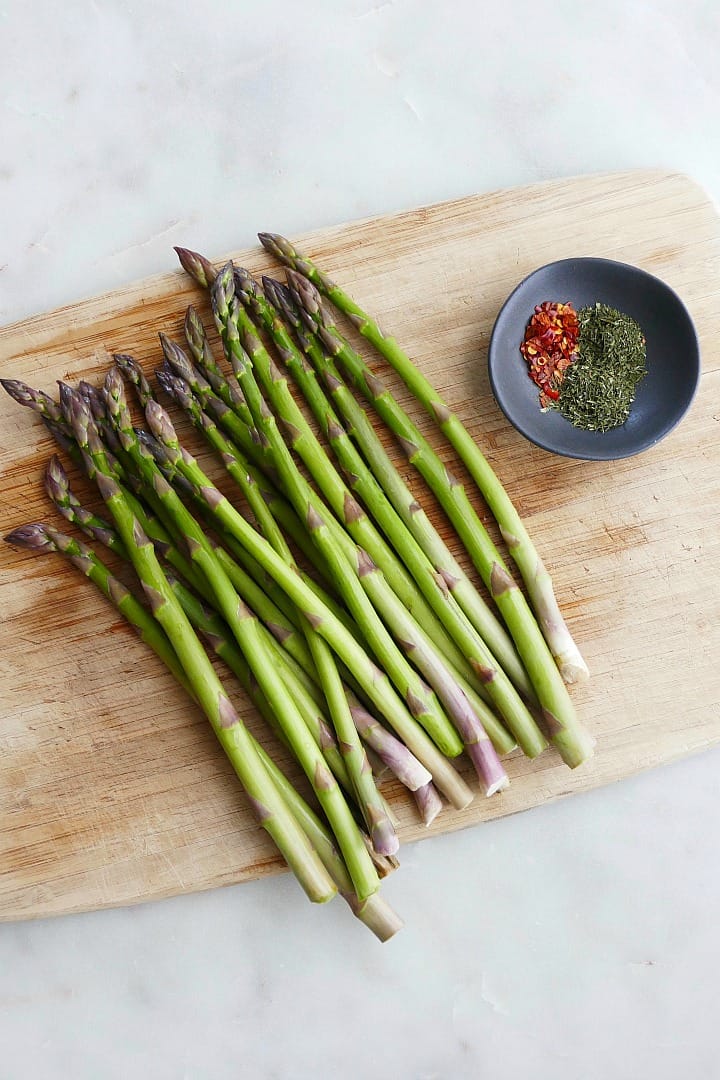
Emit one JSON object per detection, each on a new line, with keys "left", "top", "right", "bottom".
{"left": 487, "top": 256, "right": 702, "bottom": 461}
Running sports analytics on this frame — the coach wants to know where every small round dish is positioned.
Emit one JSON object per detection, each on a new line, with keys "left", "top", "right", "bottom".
{"left": 487, "top": 258, "right": 701, "bottom": 460}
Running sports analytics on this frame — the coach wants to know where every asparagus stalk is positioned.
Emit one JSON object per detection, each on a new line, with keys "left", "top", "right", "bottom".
{"left": 241, "top": 272, "right": 541, "bottom": 758}
{"left": 260, "top": 233, "right": 590, "bottom": 686}
{"left": 122, "top": 393, "right": 472, "bottom": 808}
{"left": 287, "top": 273, "right": 594, "bottom": 768}
{"left": 349, "top": 702, "right": 436, "bottom": 793}
{"left": 5, "top": 522, "right": 400, "bottom": 937}
{"left": 68, "top": 400, "right": 339, "bottom": 903}
{"left": 213, "top": 284, "right": 465, "bottom": 762}
{"left": 1, "top": 377, "right": 67, "bottom": 426}
{"left": 43, "top": 455, "right": 355, "bottom": 793}
{"left": 183, "top": 308, "right": 257, "bottom": 434}
{"left": 159, "top": 333, "right": 273, "bottom": 476}
{"left": 207, "top": 260, "right": 474, "bottom": 677}
{"left": 155, "top": 360, "right": 397, "bottom": 854}
{"left": 93, "top": 375, "right": 380, "bottom": 900}
{"left": 413, "top": 781, "right": 444, "bottom": 827}
{"left": 263, "top": 278, "right": 533, "bottom": 701}
{"left": 217, "top": 293, "right": 510, "bottom": 792}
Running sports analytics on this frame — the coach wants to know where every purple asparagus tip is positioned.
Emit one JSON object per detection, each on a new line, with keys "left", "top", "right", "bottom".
{"left": 174, "top": 246, "right": 218, "bottom": 289}
{"left": 155, "top": 365, "right": 190, "bottom": 408}
{"left": 233, "top": 266, "right": 260, "bottom": 303}
{"left": 210, "top": 260, "right": 236, "bottom": 320}
{"left": 4, "top": 522, "right": 54, "bottom": 551}
{"left": 56, "top": 380, "right": 77, "bottom": 423}
{"left": 145, "top": 398, "right": 179, "bottom": 449}
{"left": 1, "top": 378, "right": 64, "bottom": 421}
{"left": 44, "top": 453, "right": 69, "bottom": 495}
{"left": 183, "top": 306, "right": 206, "bottom": 358}
{"left": 257, "top": 232, "right": 290, "bottom": 259}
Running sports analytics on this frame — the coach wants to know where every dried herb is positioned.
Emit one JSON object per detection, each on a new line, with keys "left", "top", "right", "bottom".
{"left": 557, "top": 303, "right": 646, "bottom": 432}
{"left": 520, "top": 301, "right": 579, "bottom": 408}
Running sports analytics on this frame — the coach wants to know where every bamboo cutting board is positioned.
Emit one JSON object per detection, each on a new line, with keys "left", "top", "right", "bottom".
{"left": 1, "top": 170, "right": 719, "bottom": 921}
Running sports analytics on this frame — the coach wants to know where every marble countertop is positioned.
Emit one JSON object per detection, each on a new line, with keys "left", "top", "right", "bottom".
{"left": 2, "top": 2, "right": 719, "bottom": 1077}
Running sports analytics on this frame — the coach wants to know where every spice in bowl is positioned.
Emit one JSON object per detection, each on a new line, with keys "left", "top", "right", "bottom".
{"left": 520, "top": 301, "right": 579, "bottom": 409}
{"left": 521, "top": 301, "right": 647, "bottom": 432}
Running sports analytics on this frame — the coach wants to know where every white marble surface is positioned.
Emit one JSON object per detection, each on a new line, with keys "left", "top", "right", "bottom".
{"left": 2, "top": 2, "right": 719, "bottom": 1077}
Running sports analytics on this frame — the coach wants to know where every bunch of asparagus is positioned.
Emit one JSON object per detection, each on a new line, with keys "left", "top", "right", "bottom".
{"left": 3, "top": 236, "right": 593, "bottom": 940}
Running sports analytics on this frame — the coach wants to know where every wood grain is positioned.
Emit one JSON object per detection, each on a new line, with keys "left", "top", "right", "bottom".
{"left": 1, "top": 170, "right": 719, "bottom": 921}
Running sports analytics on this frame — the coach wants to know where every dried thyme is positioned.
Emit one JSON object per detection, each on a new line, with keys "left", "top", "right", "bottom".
{"left": 557, "top": 303, "right": 646, "bottom": 432}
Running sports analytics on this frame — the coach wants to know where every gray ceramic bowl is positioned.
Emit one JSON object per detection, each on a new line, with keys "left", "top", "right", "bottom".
{"left": 487, "top": 258, "right": 700, "bottom": 460}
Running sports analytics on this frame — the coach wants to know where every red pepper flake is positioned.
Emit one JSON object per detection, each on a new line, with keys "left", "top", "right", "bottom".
{"left": 520, "top": 301, "right": 579, "bottom": 409}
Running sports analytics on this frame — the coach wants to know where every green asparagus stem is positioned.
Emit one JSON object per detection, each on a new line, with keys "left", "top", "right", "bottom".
{"left": 68, "top": 393, "right": 340, "bottom": 903}
{"left": 216, "top": 287, "right": 511, "bottom": 791}
{"left": 261, "top": 234, "right": 589, "bottom": 686}
{"left": 243, "top": 272, "right": 541, "bottom": 759}
{"left": 210, "top": 263, "right": 474, "bottom": 677}
{"left": 286, "top": 272, "right": 595, "bottom": 769}
{"left": 212, "top": 277, "right": 465, "bottom": 764}
{"left": 157, "top": 351, "right": 398, "bottom": 855}
{"left": 263, "top": 278, "right": 533, "bottom": 702}
{"left": 6, "top": 521, "right": 400, "bottom": 937}
{"left": 95, "top": 374, "right": 380, "bottom": 900}
{"left": 127, "top": 394, "right": 472, "bottom": 809}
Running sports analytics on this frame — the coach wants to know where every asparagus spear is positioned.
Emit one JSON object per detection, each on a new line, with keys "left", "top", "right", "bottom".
{"left": 5, "top": 523, "right": 400, "bottom": 938}
{"left": 212, "top": 295, "right": 508, "bottom": 795}
{"left": 211, "top": 262, "right": 475, "bottom": 677}
{"left": 213, "top": 285, "right": 464, "bottom": 760}
{"left": 240, "top": 271, "right": 541, "bottom": 759}
{"left": 263, "top": 278, "right": 532, "bottom": 700}
{"left": 259, "top": 233, "right": 590, "bottom": 686}
{"left": 182, "top": 308, "right": 257, "bottom": 434}
{"left": 287, "top": 273, "right": 595, "bottom": 769}
{"left": 62, "top": 403, "right": 339, "bottom": 903}
{"left": 1, "top": 377, "right": 67, "bottom": 426}
{"left": 412, "top": 781, "right": 444, "bottom": 827}
{"left": 159, "top": 334, "right": 273, "bottom": 476}
{"left": 121, "top": 391, "right": 472, "bottom": 809}
{"left": 90, "top": 377, "right": 381, "bottom": 900}
{"left": 156, "top": 354, "right": 397, "bottom": 854}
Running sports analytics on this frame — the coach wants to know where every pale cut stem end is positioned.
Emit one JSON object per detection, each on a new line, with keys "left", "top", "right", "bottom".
{"left": 556, "top": 649, "right": 591, "bottom": 685}
{"left": 465, "top": 739, "right": 510, "bottom": 797}
{"left": 413, "top": 782, "right": 443, "bottom": 826}
{"left": 348, "top": 892, "right": 404, "bottom": 942}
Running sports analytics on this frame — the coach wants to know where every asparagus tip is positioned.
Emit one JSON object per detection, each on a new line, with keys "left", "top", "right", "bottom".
{"left": 174, "top": 246, "right": 218, "bottom": 289}
{"left": 4, "top": 522, "right": 53, "bottom": 550}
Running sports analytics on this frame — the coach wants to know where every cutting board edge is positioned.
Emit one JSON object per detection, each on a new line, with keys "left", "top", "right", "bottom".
{"left": 0, "top": 168, "right": 711, "bottom": 351}
{"left": 2, "top": 732, "right": 717, "bottom": 924}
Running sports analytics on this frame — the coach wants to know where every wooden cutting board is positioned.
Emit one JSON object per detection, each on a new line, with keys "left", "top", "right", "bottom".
{"left": 2, "top": 170, "right": 719, "bottom": 922}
